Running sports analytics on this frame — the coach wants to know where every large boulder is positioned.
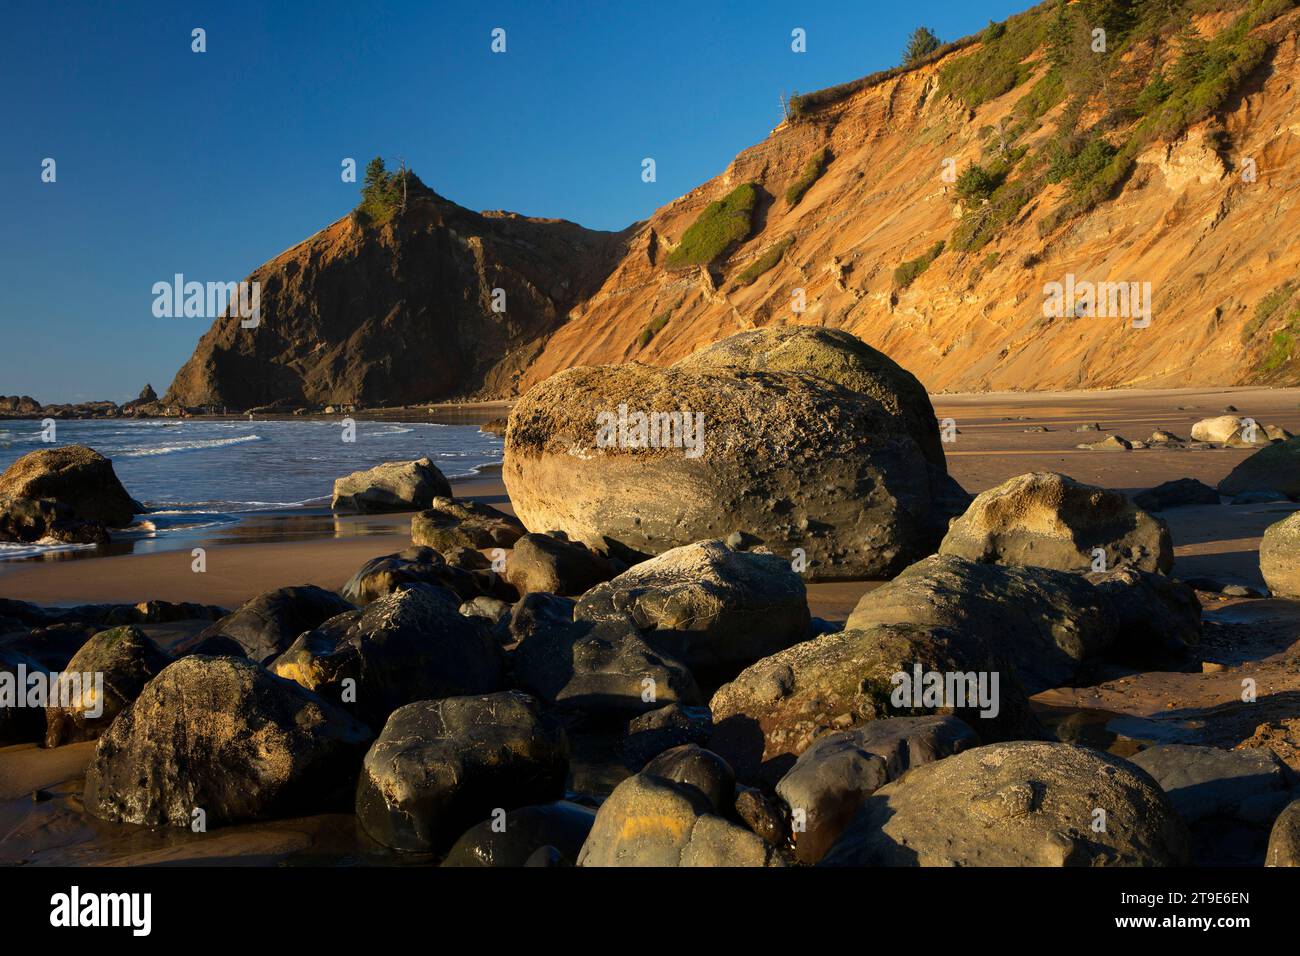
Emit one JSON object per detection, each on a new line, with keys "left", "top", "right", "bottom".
{"left": 411, "top": 497, "right": 525, "bottom": 550}
{"left": 1127, "top": 745, "right": 1291, "bottom": 826}
{"left": 1260, "top": 511, "right": 1300, "bottom": 598}
{"left": 846, "top": 554, "right": 1116, "bottom": 694}
{"left": 44, "top": 625, "right": 171, "bottom": 747}
{"left": 673, "top": 326, "right": 946, "bottom": 469}
{"left": 1190, "top": 415, "right": 1248, "bottom": 443}
{"left": 575, "top": 539, "right": 811, "bottom": 681}
{"left": 331, "top": 457, "right": 452, "bottom": 513}
{"left": 1132, "top": 478, "right": 1219, "bottom": 512}
{"left": 623, "top": 703, "right": 713, "bottom": 768}
{"left": 1219, "top": 436, "right": 1300, "bottom": 498}
{"left": 505, "top": 532, "right": 614, "bottom": 596}
{"left": 938, "top": 472, "right": 1172, "bottom": 574}
{"left": 506, "top": 593, "right": 701, "bottom": 717}
{"left": 0, "top": 445, "right": 137, "bottom": 526}
{"left": 270, "top": 583, "right": 503, "bottom": 729}
{"left": 775, "top": 715, "right": 978, "bottom": 863}
{"left": 709, "top": 620, "right": 1042, "bottom": 783}
{"left": 441, "top": 801, "right": 597, "bottom": 867}
{"left": 83, "top": 656, "right": 373, "bottom": 828}
{"left": 339, "top": 546, "right": 509, "bottom": 605}
{"left": 355, "top": 692, "right": 568, "bottom": 852}
{"left": 576, "top": 749, "right": 784, "bottom": 867}
{"left": 504, "top": 357, "right": 966, "bottom": 581}
{"left": 821, "top": 742, "right": 1191, "bottom": 866}
{"left": 187, "top": 585, "right": 355, "bottom": 665}
{"left": 0, "top": 495, "right": 108, "bottom": 545}
{"left": 1087, "top": 567, "right": 1201, "bottom": 656}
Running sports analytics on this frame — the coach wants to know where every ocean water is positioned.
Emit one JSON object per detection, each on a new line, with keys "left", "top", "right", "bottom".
{"left": 0, "top": 418, "right": 504, "bottom": 560}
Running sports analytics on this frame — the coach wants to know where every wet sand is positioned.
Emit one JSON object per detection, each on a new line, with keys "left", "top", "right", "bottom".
{"left": 5, "top": 386, "right": 1300, "bottom": 865}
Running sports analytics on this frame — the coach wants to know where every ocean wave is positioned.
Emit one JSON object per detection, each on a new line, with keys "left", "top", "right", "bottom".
{"left": 0, "top": 539, "right": 98, "bottom": 560}
{"left": 116, "top": 435, "right": 263, "bottom": 457}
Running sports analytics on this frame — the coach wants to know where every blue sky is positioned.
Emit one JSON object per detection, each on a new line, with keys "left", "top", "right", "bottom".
{"left": 1, "top": 0, "right": 1026, "bottom": 403}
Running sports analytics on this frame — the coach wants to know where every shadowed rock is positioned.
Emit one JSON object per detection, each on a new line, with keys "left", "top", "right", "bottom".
{"left": 270, "top": 583, "right": 503, "bottom": 729}
{"left": 84, "top": 656, "right": 373, "bottom": 828}
{"left": 44, "top": 626, "right": 171, "bottom": 747}
{"left": 187, "top": 585, "right": 355, "bottom": 665}
{"left": 0, "top": 649, "right": 48, "bottom": 745}
{"left": 355, "top": 691, "right": 568, "bottom": 852}
{"left": 506, "top": 593, "right": 700, "bottom": 718}
{"left": 411, "top": 497, "right": 525, "bottom": 550}
{"left": 441, "top": 801, "right": 596, "bottom": 867}
{"left": 775, "top": 715, "right": 978, "bottom": 863}
{"left": 846, "top": 554, "right": 1116, "bottom": 694}
{"left": 1219, "top": 436, "right": 1300, "bottom": 498}
{"left": 575, "top": 539, "right": 811, "bottom": 682}
{"left": 340, "top": 546, "right": 512, "bottom": 605}
{"left": 505, "top": 532, "right": 614, "bottom": 596}
{"left": 1088, "top": 567, "right": 1201, "bottom": 656}
{"left": 1133, "top": 478, "right": 1219, "bottom": 511}
{"left": 0, "top": 445, "right": 137, "bottom": 527}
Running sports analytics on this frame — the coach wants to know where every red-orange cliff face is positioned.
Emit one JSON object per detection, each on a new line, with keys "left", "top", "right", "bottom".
{"left": 167, "top": 1, "right": 1300, "bottom": 409}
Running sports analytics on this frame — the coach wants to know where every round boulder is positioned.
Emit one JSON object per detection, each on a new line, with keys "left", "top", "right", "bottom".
{"left": 331, "top": 457, "right": 452, "bottom": 513}
{"left": 355, "top": 691, "right": 568, "bottom": 853}
{"left": 939, "top": 472, "right": 1172, "bottom": 574}
{"left": 504, "top": 358, "right": 965, "bottom": 581}
{"left": 186, "top": 585, "right": 355, "bottom": 665}
{"left": 83, "top": 655, "right": 373, "bottom": 828}
{"left": 1260, "top": 511, "right": 1300, "bottom": 598}
{"left": 821, "top": 742, "right": 1191, "bottom": 866}
{"left": 0, "top": 445, "right": 137, "bottom": 526}
{"left": 44, "top": 625, "right": 171, "bottom": 747}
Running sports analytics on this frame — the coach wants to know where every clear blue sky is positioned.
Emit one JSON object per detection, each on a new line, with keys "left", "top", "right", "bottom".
{"left": 1, "top": 0, "right": 1026, "bottom": 403}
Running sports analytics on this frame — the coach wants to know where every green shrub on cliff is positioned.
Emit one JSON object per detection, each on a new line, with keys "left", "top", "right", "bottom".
{"left": 736, "top": 236, "right": 795, "bottom": 286}
{"left": 353, "top": 157, "right": 419, "bottom": 228}
{"left": 664, "top": 184, "right": 759, "bottom": 268}
{"left": 894, "top": 241, "right": 945, "bottom": 290}
{"left": 785, "top": 148, "right": 831, "bottom": 206}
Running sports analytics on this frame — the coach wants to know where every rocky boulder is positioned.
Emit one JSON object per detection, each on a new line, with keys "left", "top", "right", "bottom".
{"left": 331, "top": 457, "right": 452, "bottom": 513}
{"left": 673, "top": 326, "right": 946, "bottom": 468}
{"left": 506, "top": 593, "right": 701, "bottom": 717}
{"left": 355, "top": 691, "right": 568, "bottom": 852}
{"left": 505, "top": 532, "right": 614, "bottom": 596}
{"left": 938, "top": 472, "right": 1173, "bottom": 574}
{"left": 821, "top": 742, "right": 1191, "bottom": 866}
{"left": 270, "top": 583, "right": 503, "bottom": 729}
{"left": 576, "top": 748, "right": 784, "bottom": 867}
{"left": 187, "top": 585, "right": 355, "bottom": 665}
{"left": 709, "top": 620, "right": 1042, "bottom": 783}
{"left": 623, "top": 703, "right": 713, "bottom": 768}
{"left": 0, "top": 495, "right": 109, "bottom": 545}
{"left": 1127, "top": 744, "right": 1291, "bottom": 825}
{"left": 775, "top": 715, "right": 978, "bottom": 863}
{"left": 83, "top": 656, "right": 373, "bottom": 827}
{"left": 44, "top": 625, "right": 171, "bottom": 747}
{"left": 441, "top": 801, "right": 596, "bottom": 867}
{"left": 846, "top": 554, "right": 1116, "bottom": 694}
{"left": 1132, "top": 478, "right": 1219, "bottom": 512}
{"left": 1219, "top": 436, "right": 1300, "bottom": 498}
{"left": 340, "top": 546, "right": 510, "bottom": 605}
{"left": 575, "top": 539, "right": 811, "bottom": 681}
{"left": 1260, "top": 511, "right": 1300, "bottom": 598}
{"left": 1191, "top": 415, "right": 1248, "bottom": 443}
{"left": 504, "top": 358, "right": 966, "bottom": 581}
{"left": 0, "top": 445, "right": 137, "bottom": 527}
{"left": 1089, "top": 567, "right": 1201, "bottom": 656}
{"left": 411, "top": 497, "right": 525, "bottom": 550}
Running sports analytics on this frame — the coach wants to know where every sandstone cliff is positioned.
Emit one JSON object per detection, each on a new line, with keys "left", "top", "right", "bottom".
{"left": 167, "top": 0, "right": 1300, "bottom": 407}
